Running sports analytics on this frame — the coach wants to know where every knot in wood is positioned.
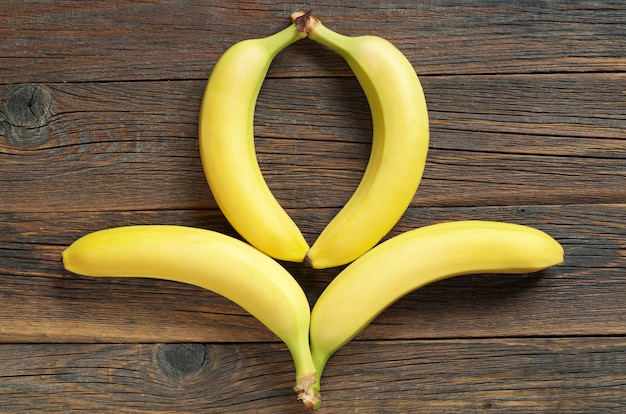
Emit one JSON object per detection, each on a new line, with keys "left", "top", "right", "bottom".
{"left": 1, "top": 84, "right": 53, "bottom": 148}
{"left": 4, "top": 84, "right": 51, "bottom": 127}
{"left": 155, "top": 343, "right": 207, "bottom": 382}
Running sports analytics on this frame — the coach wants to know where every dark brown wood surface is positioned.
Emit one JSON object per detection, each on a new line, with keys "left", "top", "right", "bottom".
{"left": 1, "top": 1, "right": 624, "bottom": 412}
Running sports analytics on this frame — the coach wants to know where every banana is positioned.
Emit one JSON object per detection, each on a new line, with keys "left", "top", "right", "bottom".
{"left": 296, "top": 13, "right": 430, "bottom": 269}
{"left": 62, "top": 225, "right": 320, "bottom": 408}
{"left": 309, "top": 220, "right": 564, "bottom": 394}
{"left": 198, "top": 20, "right": 309, "bottom": 262}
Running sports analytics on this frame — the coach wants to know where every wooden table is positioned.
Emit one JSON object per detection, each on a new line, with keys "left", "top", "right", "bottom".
{"left": 1, "top": 1, "right": 624, "bottom": 412}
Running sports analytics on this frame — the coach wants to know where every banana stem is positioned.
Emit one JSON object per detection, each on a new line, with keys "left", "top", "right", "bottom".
{"left": 291, "top": 337, "right": 321, "bottom": 409}
{"left": 310, "top": 344, "right": 331, "bottom": 399}
{"left": 292, "top": 11, "right": 353, "bottom": 56}
{"left": 261, "top": 20, "right": 309, "bottom": 54}
{"left": 294, "top": 372, "right": 321, "bottom": 409}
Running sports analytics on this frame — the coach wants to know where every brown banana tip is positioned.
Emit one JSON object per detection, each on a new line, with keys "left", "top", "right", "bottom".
{"left": 294, "top": 373, "right": 321, "bottom": 409}
{"left": 290, "top": 10, "right": 306, "bottom": 22}
{"left": 291, "top": 10, "right": 317, "bottom": 34}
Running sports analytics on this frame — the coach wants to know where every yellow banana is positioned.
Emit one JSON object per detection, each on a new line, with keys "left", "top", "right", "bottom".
{"left": 62, "top": 225, "right": 320, "bottom": 408}
{"left": 298, "top": 13, "right": 430, "bottom": 269}
{"left": 198, "top": 21, "right": 309, "bottom": 262}
{"left": 309, "top": 220, "right": 564, "bottom": 395}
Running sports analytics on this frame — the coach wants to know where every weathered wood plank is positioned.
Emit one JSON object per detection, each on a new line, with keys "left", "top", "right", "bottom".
{"left": 322, "top": 337, "right": 626, "bottom": 413}
{"left": 0, "top": 1, "right": 624, "bottom": 83}
{"left": 0, "top": 338, "right": 625, "bottom": 412}
{"left": 1, "top": 75, "right": 624, "bottom": 213}
{"left": 0, "top": 204, "right": 623, "bottom": 343}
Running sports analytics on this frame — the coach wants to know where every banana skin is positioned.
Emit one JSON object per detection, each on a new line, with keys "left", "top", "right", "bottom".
{"left": 298, "top": 13, "right": 430, "bottom": 269}
{"left": 60, "top": 12, "right": 567, "bottom": 410}
{"left": 62, "top": 225, "right": 320, "bottom": 408}
{"left": 309, "top": 220, "right": 564, "bottom": 394}
{"left": 201, "top": 12, "right": 430, "bottom": 269}
{"left": 199, "top": 22, "right": 309, "bottom": 263}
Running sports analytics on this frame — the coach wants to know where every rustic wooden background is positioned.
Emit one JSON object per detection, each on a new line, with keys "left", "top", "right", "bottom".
{"left": 1, "top": 1, "right": 625, "bottom": 412}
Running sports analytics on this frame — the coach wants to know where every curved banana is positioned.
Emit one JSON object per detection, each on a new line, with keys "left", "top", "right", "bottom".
{"left": 298, "top": 14, "right": 430, "bottom": 269}
{"left": 198, "top": 21, "right": 309, "bottom": 262}
{"left": 62, "top": 225, "right": 320, "bottom": 408}
{"left": 309, "top": 220, "right": 564, "bottom": 393}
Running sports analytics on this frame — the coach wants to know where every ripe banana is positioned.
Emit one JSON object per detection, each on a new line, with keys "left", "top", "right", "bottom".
{"left": 297, "top": 13, "right": 430, "bottom": 269}
{"left": 198, "top": 21, "right": 309, "bottom": 262}
{"left": 62, "top": 225, "right": 320, "bottom": 408}
{"left": 309, "top": 220, "right": 564, "bottom": 393}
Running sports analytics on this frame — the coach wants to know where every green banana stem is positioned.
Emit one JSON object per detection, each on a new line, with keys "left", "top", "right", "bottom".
{"left": 291, "top": 336, "right": 321, "bottom": 409}
{"left": 295, "top": 12, "right": 352, "bottom": 56}
{"left": 310, "top": 346, "right": 330, "bottom": 398}
{"left": 258, "top": 18, "right": 308, "bottom": 58}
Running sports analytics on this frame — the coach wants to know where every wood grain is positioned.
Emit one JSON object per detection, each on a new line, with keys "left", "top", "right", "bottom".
{"left": 1, "top": 338, "right": 625, "bottom": 413}
{"left": 0, "top": 1, "right": 624, "bottom": 82}
{"left": 1, "top": 75, "right": 624, "bottom": 212}
{"left": 0, "top": 0, "right": 624, "bottom": 411}
{"left": 0, "top": 204, "right": 623, "bottom": 343}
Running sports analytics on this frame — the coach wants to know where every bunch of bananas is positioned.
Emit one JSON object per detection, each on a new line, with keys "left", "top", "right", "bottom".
{"left": 62, "top": 11, "right": 564, "bottom": 410}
